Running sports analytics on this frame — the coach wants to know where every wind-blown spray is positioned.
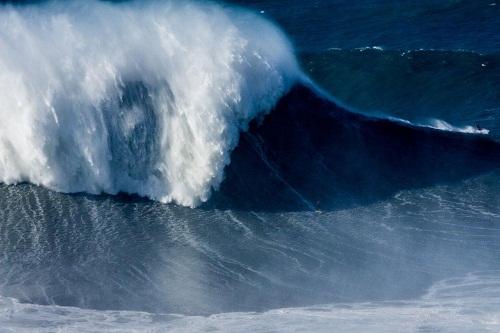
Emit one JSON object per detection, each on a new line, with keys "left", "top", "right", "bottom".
{"left": 0, "top": 0, "right": 299, "bottom": 206}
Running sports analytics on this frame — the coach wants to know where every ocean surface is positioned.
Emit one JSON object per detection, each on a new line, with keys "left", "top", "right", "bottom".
{"left": 0, "top": 0, "right": 499, "bottom": 332}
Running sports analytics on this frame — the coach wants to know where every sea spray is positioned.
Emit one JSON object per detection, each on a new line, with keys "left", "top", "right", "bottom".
{"left": 0, "top": 0, "right": 299, "bottom": 206}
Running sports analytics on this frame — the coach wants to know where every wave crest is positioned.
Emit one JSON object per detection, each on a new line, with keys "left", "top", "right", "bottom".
{"left": 0, "top": 0, "right": 299, "bottom": 206}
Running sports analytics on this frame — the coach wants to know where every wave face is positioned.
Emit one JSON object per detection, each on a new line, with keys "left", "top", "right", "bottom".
{"left": 0, "top": 0, "right": 298, "bottom": 206}
{"left": 208, "top": 85, "right": 500, "bottom": 212}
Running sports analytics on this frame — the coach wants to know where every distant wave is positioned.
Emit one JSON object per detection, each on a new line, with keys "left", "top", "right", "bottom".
{"left": 301, "top": 48, "right": 500, "bottom": 138}
{"left": 0, "top": 0, "right": 299, "bottom": 206}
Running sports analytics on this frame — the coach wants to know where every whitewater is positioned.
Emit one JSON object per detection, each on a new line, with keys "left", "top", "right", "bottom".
{"left": 0, "top": 0, "right": 298, "bottom": 207}
{"left": 2, "top": 271, "right": 500, "bottom": 333}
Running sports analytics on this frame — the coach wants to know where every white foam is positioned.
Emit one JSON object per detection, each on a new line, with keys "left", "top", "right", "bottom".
{"left": 0, "top": 0, "right": 299, "bottom": 207}
{"left": 427, "top": 119, "right": 490, "bottom": 135}
{"left": 1, "top": 271, "right": 500, "bottom": 333}
{"left": 384, "top": 116, "right": 490, "bottom": 135}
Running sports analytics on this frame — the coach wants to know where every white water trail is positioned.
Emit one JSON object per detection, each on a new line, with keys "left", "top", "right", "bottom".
{"left": 427, "top": 119, "right": 490, "bottom": 134}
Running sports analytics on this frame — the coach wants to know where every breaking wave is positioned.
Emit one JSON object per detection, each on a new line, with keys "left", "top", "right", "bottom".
{"left": 0, "top": 1, "right": 499, "bottom": 209}
{"left": 0, "top": 0, "right": 299, "bottom": 206}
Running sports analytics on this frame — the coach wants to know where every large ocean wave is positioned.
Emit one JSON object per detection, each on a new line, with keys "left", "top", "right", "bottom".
{"left": 1, "top": 2, "right": 500, "bottom": 332}
{"left": 0, "top": 0, "right": 299, "bottom": 207}
{"left": 0, "top": 0, "right": 499, "bottom": 210}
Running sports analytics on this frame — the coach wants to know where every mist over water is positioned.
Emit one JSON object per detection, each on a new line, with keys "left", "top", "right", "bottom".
{"left": 0, "top": 0, "right": 500, "bottom": 332}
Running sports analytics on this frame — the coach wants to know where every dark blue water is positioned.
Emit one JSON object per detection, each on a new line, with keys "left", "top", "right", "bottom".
{"left": 0, "top": 1, "right": 499, "bottom": 332}
{"left": 229, "top": 0, "right": 500, "bottom": 138}
{"left": 230, "top": 0, "right": 500, "bottom": 53}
